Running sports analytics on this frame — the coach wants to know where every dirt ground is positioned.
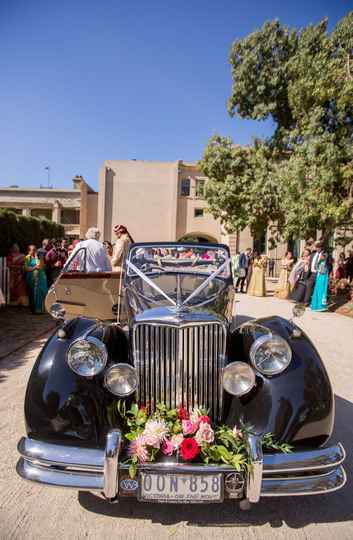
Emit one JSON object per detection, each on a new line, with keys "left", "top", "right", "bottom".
{"left": 0, "top": 295, "right": 352, "bottom": 540}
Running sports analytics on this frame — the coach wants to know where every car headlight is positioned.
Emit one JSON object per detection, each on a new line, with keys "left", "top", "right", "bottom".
{"left": 104, "top": 363, "right": 138, "bottom": 397}
{"left": 223, "top": 361, "right": 256, "bottom": 397}
{"left": 250, "top": 334, "right": 292, "bottom": 375}
{"left": 67, "top": 336, "right": 107, "bottom": 376}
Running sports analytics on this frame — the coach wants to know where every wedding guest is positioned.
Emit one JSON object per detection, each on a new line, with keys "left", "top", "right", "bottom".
{"left": 111, "top": 225, "right": 133, "bottom": 271}
{"left": 24, "top": 245, "right": 48, "bottom": 314}
{"left": 345, "top": 250, "right": 353, "bottom": 283}
{"left": 103, "top": 240, "right": 113, "bottom": 259}
{"left": 303, "top": 241, "right": 324, "bottom": 306}
{"left": 247, "top": 252, "right": 267, "bottom": 297}
{"left": 6, "top": 244, "right": 28, "bottom": 306}
{"left": 268, "top": 258, "right": 275, "bottom": 277}
{"left": 274, "top": 251, "right": 295, "bottom": 299}
{"left": 235, "top": 248, "right": 251, "bottom": 293}
{"left": 310, "top": 251, "right": 329, "bottom": 311}
{"left": 290, "top": 251, "right": 311, "bottom": 303}
{"left": 46, "top": 240, "right": 68, "bottom": 285}
{"left": 68, "top": 228, "right": 112, "bottom": 272}
{"left": 334, "top": 252, "right": 346, "bottom": 280}
{"left": 289, "top": 248, "right": 311, "bottom": 290}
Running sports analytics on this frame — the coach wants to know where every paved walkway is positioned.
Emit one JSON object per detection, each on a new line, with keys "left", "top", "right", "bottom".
{"left": 0, "top": 295, "right": 352, "bottom": 539}
{"left": 0, "top": 306, "right": 55, "bottom": 359}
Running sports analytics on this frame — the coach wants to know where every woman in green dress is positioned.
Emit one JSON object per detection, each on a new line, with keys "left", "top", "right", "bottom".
{"left": 24, "top": 245, "right": 48, "bottom": 314}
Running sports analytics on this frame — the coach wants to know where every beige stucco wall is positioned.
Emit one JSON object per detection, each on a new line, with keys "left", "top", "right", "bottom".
{"left": 98, "top": 160, "right": 179, "bottom": 243}
{"left": 176, "top": 163, "right": 222, "bottom": 242}
{"left": 87, "top": 193, "right": 98, "bottom": 231}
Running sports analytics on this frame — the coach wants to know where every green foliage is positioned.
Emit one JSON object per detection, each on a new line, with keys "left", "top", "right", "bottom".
{"left": 200, "top": 12, "right": 353, "bottom": 244}
{"left": 0, "top": 209, "right": 64, "bottom": 257}
{"left": 116, "top": 400, "right": 292, "bottom": 478}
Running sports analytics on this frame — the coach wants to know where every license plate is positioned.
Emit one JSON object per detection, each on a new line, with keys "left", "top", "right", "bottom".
{"left": 139, "top": 472, "right": 223, "bottom": 503}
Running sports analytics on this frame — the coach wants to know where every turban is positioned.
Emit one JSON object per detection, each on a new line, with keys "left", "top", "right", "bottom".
{"left": 113, "top": 224, "right": 128, "bottom": 234}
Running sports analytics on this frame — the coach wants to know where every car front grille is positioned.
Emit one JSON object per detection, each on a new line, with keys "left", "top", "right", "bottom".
{"left": 132, "top": 322, "right": 226, "bottom": 421}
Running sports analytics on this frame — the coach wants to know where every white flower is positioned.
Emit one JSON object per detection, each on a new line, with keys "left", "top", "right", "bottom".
{"left": 195, "top": 421, "right": 215, "bottom": 445}
{"left": 189, "top": 408, "right": 201, "bottom": 424}
{"left": 143, "top": 419, "right": 169, "bottom": 449}
{"left": 171, "top": 433, "right": 184, "bottom": 449}
{"left": 232, "top": 425, "right": 243, "bottom": 439}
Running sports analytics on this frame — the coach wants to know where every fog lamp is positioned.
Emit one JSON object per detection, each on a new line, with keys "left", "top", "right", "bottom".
{"left": 104, "top": 363, "right": 138, "bottom": 397}
{"left": 223, "top": 361, "right": 256, "bottom": 397}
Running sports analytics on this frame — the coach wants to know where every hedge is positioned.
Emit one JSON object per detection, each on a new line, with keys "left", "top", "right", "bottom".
{"left": 0, "top": 209, "right": 65, "bottom": 257}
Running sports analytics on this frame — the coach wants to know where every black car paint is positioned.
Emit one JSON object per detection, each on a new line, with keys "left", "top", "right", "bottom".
{"left": 25, "top": 314, "right": 333, "bottom": 449}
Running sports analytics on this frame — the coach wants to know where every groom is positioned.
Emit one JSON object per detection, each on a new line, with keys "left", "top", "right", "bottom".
{"left": 303, "top": 241, "right": 324, "bottom": 305}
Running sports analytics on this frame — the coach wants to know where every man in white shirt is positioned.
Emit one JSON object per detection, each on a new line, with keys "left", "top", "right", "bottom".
{"left": 67, "top": 228, "right": 112, "bottom": 273}
{"left": 304, "top": 240, "right": 323, "bottom": 305}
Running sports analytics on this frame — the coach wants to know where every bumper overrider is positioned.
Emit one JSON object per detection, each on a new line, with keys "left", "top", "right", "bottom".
{"left": 16, "top": 431, "right": 346, "bottom": 503}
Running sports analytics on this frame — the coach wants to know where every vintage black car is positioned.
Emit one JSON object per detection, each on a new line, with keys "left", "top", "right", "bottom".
{"left": 16, "top": 242, "right": 346, "bottom": 506}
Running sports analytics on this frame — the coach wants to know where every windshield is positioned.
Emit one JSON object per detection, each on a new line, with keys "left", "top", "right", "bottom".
{"left": 127, "top": 244, "right": 231, "bottom": 279}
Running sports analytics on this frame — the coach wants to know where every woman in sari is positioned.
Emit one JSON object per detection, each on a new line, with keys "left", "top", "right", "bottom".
{"left": 289, "top": 251, "right": 311, "bottom": 303}
{"left": 310, "top": 252, "right": 329, "bottom": 312}
{"left": 6, "top": 244, "right": 28, "bottom": 306}
{"left": 247, "top": 253, "right": 267, "bottom": 297}
{"left": 274, "top": 251, "right": 295, "bottom": 299}
{"left": 24, "top": 245, "right": 48, "bottom": 314}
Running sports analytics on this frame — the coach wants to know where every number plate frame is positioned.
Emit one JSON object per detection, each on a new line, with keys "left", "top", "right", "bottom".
{"left": 138, "top": 472, "right": 224, "bottom": 503}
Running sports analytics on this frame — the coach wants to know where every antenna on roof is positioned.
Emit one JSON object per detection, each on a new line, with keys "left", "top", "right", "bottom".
{"left": 40, "top": 166, "right": 53, "bottom": 189}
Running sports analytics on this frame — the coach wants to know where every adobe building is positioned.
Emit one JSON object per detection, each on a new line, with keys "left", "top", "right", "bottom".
{"left": 97, "top": 159, "right": 289, "bottom": 260}
{"left": 0, "top": 161, "right": 291, "bottom": 260}
{"left": 0, "top": 176, "right": 97, "bottom": 239}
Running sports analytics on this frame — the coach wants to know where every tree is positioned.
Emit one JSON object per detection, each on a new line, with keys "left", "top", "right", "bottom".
{"left": 200, "top": 13, "right": 353, "bottom": 245}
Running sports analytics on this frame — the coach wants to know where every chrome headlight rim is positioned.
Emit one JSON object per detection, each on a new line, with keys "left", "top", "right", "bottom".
{"left": 222, "top": 361, "right": 256, "bottom": 397}
{"left": 104, "top": 362, "right": 138, "bottom": 397}
{"left": 67, "top": 336, "right": 108, "bottom": 377}
{"left": 250, "top": 334, "right": 292, "bottom": 376}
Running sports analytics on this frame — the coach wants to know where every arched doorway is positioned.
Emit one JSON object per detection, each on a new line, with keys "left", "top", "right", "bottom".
{"left": 178, "top": 232, "right": 218, "bottom": 244}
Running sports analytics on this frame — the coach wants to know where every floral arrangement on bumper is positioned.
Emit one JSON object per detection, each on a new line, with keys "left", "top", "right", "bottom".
{"left": 116, "top": 401, "right": 292, "bottom": 478}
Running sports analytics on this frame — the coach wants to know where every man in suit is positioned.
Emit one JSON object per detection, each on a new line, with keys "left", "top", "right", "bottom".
{"left": 235, "top": 248, "right": 252, "bottom": 293}
{"left": 303, "top": 240, "right": 323, "bottom": 305}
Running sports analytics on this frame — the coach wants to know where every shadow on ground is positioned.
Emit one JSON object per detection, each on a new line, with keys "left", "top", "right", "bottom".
{"left": 78, "top": 394, "right": 352, "bottom": 529}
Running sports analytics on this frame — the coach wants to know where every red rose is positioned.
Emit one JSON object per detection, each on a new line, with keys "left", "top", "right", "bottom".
{"left": 177, "top": 406, "right": 189, "bottom": 420}
{"left": 180, "top": 438, "right": 200, "bottom": 461}
{"left": 199, "top": 415, "right": 211, "bottom": 424}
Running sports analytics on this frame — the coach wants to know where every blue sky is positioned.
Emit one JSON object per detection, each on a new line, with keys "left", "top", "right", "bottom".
{"left": 0, "top": 0, "right": 350, "bottom": 190}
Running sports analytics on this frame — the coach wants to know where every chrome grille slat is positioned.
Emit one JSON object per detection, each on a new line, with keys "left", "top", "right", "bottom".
{"left": 133, "top": 322, "right": 226, "bottom": 421}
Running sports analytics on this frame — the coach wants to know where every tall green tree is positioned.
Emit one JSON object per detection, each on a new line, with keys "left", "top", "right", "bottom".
{"left": 200, "top": 13, "right": 353, "bottom": 245}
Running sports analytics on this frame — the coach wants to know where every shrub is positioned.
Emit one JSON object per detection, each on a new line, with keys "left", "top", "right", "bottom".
{"left": 0, "top": 210, "right": 64, "bottom": 257}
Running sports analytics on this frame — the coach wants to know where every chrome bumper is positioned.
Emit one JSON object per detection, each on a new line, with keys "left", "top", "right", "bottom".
{"left": 16, "top": 431, "right": 346, "bottom": 501}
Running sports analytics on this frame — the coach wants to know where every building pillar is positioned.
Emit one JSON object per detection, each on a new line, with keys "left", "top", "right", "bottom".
{"left": 22, "top": 208, "right": 31, "bottom": 217}
{"left": 52, "top": 201, "right": 61, "bottom": 223}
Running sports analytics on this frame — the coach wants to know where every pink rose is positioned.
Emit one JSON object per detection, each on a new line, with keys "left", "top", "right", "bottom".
{"left": 162, "top": 438, "right": 174, "bottom": 456}
{"left": 195, "top": 421, "right": 215, "bottom": 445}
{"left": 182, "top": 419, "right": 198, "bottom": 435}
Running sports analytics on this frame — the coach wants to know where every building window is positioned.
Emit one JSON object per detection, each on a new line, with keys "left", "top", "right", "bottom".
{"left": 31, "top": 208, "right": 52, "bottom": 220}
{"left": 195, "top": 179, "right": 205, "bottom": 198}
{"left": 61, "top": 209, "right": 80, "bottom": 224}
{"left": 194, "top": 208, "right": 204, "bottom": 218}
{"left": 180, "top": 178, "right": 191, "bottom": 197}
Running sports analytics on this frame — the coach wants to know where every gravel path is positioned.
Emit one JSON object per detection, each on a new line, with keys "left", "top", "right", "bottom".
{"left": 0, "top": 295, "right": 352, "bottom": 540}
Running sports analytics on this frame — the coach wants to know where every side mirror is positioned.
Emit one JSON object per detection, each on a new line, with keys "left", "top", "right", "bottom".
{"left": 50, "top": 302, "right": 66, "bottom": 320}
{"left": 292, "top": 303, "right": 306, "bottom": 319}
{"left": 290, "top": 303, "right": 305, "bottom": 337}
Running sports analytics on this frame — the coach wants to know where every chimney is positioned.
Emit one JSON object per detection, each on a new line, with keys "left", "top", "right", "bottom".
{"left": 72, "top": 175, "right": 84, "bottom": 189}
